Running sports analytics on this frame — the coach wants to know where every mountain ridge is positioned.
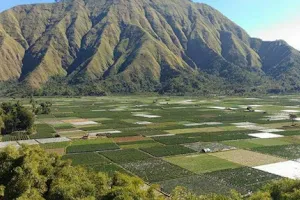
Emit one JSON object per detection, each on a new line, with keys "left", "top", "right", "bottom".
{"left": 0, "top": 0, "right": 300, "bottom": 95}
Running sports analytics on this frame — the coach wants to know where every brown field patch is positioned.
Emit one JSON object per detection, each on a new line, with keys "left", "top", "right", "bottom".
{"left": 45, "top": 148, "right": 65, "bottom": 156}
{"left": 166, "top": 126, "right": 243, "bottom": 134}
{"left": 114, "top": 136, "right": 149, "bottom": 143}
{"left": 210, "top": 149, "right": 286, "bottom": 167}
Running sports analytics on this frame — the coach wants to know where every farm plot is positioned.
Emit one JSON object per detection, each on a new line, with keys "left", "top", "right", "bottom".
{"left": 248, "top": 133, "right": 284, "bottom": 139}
{"left": 153, "top": 135, "right": 200, "bottom": 145}
{"left": 113, "top": 136, "right": 149, "bottom": 143}
{"left": 254, "top": 161, "right": 300, "bottom": 179}
{"left": 211, "top": 149, "right": 286, "bottom": 167}
{"left": 0, "top": 141, "right": 20, "bottom": 149}
{"left": 207, "top": 167, "right": 281, "bottom": 193}
{"left": 36, "top": 137, "right": 71, "bottom": 144}
{"left": 184, "top": 142, "right": 236, "bottom": 153}
{"left": 66, "top": 143, "right": 119, "bottom": 153}
{"left": 1, "top": 132, "right": 30, "bottom": 141}
{"left": 164, "top": 154, "right": 240, "bottom": 174}
{"left": 63, "top": 152, "right": 110, "bottom": 165}
{"left": 18, "top": 139, "right": 39, "bottom": 145}
{"left": 140, "top": 145, "right": 196, "bottom": 157}
{"left": 100, "top": 149, "right": 153, "bottom": 164}
{"left": 157, "top": 174, "right": 233, "bottom": 195}
{"left": 57, "top": 130, "right": 86, "bottom": 138}
{"left": 30, "top": 124, "right": 56, "bottom": 139}
{"left": 246, "top": 138, "right": 291, "bottom": 147}
{"left": 251, "top": 144, "right": 300, "bottom": 159}
{"left": 118, "top": 140, "right": 164, "bottom": 149}
{"left": 62, "top": 119, "right": 98, "bottom": 126}
{"left": 121, "top": 158, "right": 194, "bottom": 183}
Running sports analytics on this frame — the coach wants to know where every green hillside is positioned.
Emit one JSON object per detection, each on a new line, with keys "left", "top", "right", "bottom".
{"left": 0, "top": 0, "right": 299, "bottom": 95}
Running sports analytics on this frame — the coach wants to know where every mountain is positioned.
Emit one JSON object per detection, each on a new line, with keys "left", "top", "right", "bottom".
{"left": 0, "top": 0, "right": 300, "bottom": 95}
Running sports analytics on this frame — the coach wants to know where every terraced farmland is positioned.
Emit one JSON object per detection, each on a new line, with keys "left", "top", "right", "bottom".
{"left": 2, "top": 95, "right": 300, "bottom": 195}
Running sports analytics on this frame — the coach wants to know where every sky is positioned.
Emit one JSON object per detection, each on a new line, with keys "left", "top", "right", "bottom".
{"left": 0, "top": 0, "right": 299, "bottom": 50}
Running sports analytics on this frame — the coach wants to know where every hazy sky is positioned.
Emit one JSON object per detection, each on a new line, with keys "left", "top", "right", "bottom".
{"left": 0, "top": 0, "right": 299, "bottom": 50}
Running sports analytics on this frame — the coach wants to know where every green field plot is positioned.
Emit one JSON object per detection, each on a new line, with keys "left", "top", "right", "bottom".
{"left": 164, "top": 154, "right": 240, "bottom": 174}
{"left": 280, "top": 130, "right": 300, "bottom": 136}
{"left": 66, "top": 143, "right": 119, "bottom": 153}
{"left": 157, "top": 175, "right": 234, "bottom": 195}
{"left": 1, "top": 132, "right": 30, "bottom": 141}
{"left": 30, "top": 124, "right": 56, "bottom": 139}
{"left": 101, "top": 149, "right": 153, "bottom": 164}
{"left": 71, "top": 138, "right": 114, "bottom": 145}
{"left": 63, "top": 152, "right": 109, "bottom": 165}
{"left": 118, "top": 140, "right": 164, "bottom": 149}
{"left": 122, "top": 159, "right": 193, "bottom": 183}
{"left": 222, "top": 137, "right": 291, "bottom": 149}
{"left": 52, "top": 123, "right": 74, "bottom": 130}
{"left": 140, "top": 145, "right": 196, "bottom": 157}
{"left": 251, "top": 144, "right": 300, "bottom": 159}
{"left": 222, "top": 140, "right": 263, "bottom": 149}
{"left": 152, "top": 136, "right": 200, "bottom": 145}
{"left": 247, "top": 138, "right": 291, "bottom": 146}
{"left": 207, "top": 167, "right": 281, "bottom": 193}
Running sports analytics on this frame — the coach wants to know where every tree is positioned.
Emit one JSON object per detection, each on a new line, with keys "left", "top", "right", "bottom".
{"left": 0, "top": 102, "right": 35, "bottom": 135}
{"left": 289, "top": 114, "right": 297, "bottom": 126}
{"left": 0, "top": 145, "right": 163, "bottom": 200}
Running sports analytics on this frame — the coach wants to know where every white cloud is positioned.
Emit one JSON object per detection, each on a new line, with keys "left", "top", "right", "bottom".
{"left": 250, "top": 17, "right": 300, "bottom": 50}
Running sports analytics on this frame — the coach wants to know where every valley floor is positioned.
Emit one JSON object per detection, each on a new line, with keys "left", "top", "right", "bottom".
{"left": 1, "top": 95, "right": 300, "bottom": 195}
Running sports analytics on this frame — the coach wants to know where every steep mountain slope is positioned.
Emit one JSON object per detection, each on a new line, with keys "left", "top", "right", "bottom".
{"left": 0, "top": 0, "right": 299, "bottom": 94}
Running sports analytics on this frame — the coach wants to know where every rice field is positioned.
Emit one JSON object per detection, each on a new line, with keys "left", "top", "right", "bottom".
{"left": 2, "top": 95, "right": 300, "bottom": 195}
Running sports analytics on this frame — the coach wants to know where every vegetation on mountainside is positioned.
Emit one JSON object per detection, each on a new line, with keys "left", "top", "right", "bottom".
{"left": 1, "top": 145, "right": 300, "bottom": 199}
{"left": 0, "top": 0, "right": 300, "bottom": 95}
{"left": 0, "top": 102, "right": 35, "bottom": 135}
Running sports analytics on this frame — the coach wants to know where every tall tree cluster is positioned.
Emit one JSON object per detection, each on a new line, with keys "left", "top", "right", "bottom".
{"left": 0, "top": 102, "right": 35, "bottom": 135}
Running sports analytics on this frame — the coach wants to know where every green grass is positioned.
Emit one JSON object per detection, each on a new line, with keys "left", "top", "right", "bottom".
{"left": 66, "top": 143, "right": 119, "bottom": 153}
{"left": 140, "top": 145, "right": 196, "bottom": 157}
{"left": 100, "top": 149, "right": 153, "bottom": 164}
{"left": 164, "top": 154, "right": 240, "bottom": 174}
{"left": 121, "top": 158, "right": 194, "bottom": 183}
{"left": 63, "top": 152, "right": 110, "bottom": 165}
